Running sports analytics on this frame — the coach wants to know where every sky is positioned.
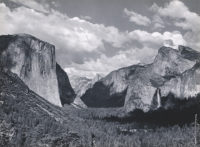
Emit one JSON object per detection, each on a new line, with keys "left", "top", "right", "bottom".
{"left": 0, "top": 0, "right": 200, "bottom": 78}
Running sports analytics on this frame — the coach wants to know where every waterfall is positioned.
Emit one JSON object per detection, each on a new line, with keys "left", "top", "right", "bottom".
{"left": 157, "top": 88, "right": 161, "bottom": 108}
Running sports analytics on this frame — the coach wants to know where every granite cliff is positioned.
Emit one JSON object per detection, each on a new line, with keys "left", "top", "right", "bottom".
{"left": 0, "top": 34, "right": 75, "bottom": 106}
{"left": 56, "top": 64, "right": 75, "bottom": 105}
{"left": 81, "top": 46, "right": 200, "bottom": 112}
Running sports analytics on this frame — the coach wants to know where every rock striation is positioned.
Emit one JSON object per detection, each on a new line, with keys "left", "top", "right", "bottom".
{"left": 81, "top": 46, "right": 200, "bottom": 112}
{"left": 0, "top": 34, "right": 75, "bottom": 106}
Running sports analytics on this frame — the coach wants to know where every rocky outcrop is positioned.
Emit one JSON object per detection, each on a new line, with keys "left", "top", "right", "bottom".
{"left": 81, "top": 46, "right": 200, "bottom": 112}
{"left": 0, "top": 34, "right": 74, "bottom": 106}
{"left": 56, "top": 64, "right": 75, "bottom": 105}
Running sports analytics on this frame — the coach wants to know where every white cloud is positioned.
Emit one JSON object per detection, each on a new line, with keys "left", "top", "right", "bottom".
{"left": 128, "top": 30, "right": 186, "bottom": 49}
{"left": 65, "top": 47, "right": 157, "bottom": 78}
{"left": 0, "top": 2, "right": 131, "bottom": 78}
{"left": 156, "top": 0, "right": 200, "bottom": 31}
{"left": 124, "top": 8, "right": 151, "bottom": 26}
{"left": 0, "top": 3, "right": 128, "bottom": 54}
{"left": 0, "top": 1, "right": 192, "bottom": 78}
{"left": 151, "top": 1, "right": 188, "bottom": 19}
{"left": 66, "top": 28, "right": 186, "bottom": 78}
{"left": 150, "top": 0, "right": 200, "bottom": 49}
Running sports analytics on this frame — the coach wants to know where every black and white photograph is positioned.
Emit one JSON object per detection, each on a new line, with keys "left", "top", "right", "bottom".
{"left": 0, "top": 0, "right": 200, "bottom": 146}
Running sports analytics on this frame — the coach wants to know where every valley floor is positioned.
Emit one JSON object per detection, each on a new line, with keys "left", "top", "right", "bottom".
{"left": 62, "top": 106, "right": 198, "bottom": 147}
{"left": 0, "top": 70, "right": 199, "bottom": 147}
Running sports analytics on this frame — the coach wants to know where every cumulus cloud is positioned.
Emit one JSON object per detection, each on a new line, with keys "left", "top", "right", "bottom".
{"left": 65, "top": 29, "right": 186, "bottom": 78}
{"left": 128, "top": 30, "right": 186, "bottom": 49}
{"left": 0, "top": 1, "right": 131, "bottom": 77}
{"left": 0, "top": 2, "right": 128, "bottom": 61}
{"left": 0, "top": 0, "right": 192, "bottom": 78}
{"left": 150, "top": 0, "right": 200, "bottom": 49}
{"left": 124, "top": 8, "right": 151, "bottom": 26}
{"left": 65, "top": 47, "right": 157, "bottom": 78}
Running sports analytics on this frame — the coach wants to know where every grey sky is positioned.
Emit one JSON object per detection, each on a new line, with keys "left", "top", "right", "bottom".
{"left": 55, "top": 0, "right": 200, "bottom": 31}
{"left": 0, "top": 0, "right": 200, "bottom": 78}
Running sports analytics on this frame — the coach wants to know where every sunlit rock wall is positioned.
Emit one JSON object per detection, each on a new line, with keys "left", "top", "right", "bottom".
{"left": 0, "top": 34, "right": 61, "bottom": 106}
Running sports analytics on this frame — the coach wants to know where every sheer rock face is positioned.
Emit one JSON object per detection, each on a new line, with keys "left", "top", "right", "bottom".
{"left": 0, "top": 34, "right": 73, "bottom": 106}
{"left": 81, "top": 46, "right": 200, "bottom": 112}
{"left": 56, "top": 64, "right": 75, "bottom": 105}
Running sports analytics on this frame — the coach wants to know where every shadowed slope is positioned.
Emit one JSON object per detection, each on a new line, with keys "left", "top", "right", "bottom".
{"left": 56, "top": 63, "right": 75, "bottom": 105}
